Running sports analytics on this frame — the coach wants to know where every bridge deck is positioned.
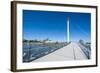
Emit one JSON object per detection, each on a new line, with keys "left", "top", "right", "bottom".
{"left": 33, "top": 42, "right": 87, "bottom": 62}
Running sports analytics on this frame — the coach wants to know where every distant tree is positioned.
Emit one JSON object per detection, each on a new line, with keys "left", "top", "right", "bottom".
{"left": 23, "top": 39, "right": 28, "bottom": 43}
{"left": 86, "top": 42, "right": 91, "bottom": 44}
{"left": 42, "top": 38, "right": 51, "bottom": 44}
{"left": 55, "top": 41, "right": 59, "bottom": 44}
{"left": 28, "top": 40, "right": 34, "bottom": 45}
{"left": 29, "top": 40, "right": 33, "bottom": 42}
{"left": 44, "top": 38, "right": 49, "bottom": 41}
{"left": 34, "top": 39, "right": 38, "bottom": 42}
{"left": 79, "top": 40, "right": 84, "bottom": 44}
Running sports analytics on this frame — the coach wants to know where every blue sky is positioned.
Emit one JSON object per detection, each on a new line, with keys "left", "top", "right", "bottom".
{"left": 23, "top": 10, "right": 91, "bottom": 42}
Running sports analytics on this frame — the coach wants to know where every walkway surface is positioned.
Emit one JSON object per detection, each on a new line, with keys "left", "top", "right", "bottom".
{"left": 34, "top": 42, "right": 87, "bottom": 62}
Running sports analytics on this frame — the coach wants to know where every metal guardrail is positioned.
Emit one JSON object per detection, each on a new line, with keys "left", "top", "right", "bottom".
{"left": 78, "top": 43, "right": 91, "bottom": 59}
{"left": 23, "top": 43, "right": 68, "bottom": 62}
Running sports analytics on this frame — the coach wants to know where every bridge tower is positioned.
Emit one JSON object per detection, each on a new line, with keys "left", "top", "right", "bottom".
{"left": 67, "top": 17, "right": 70, "bottom": 43}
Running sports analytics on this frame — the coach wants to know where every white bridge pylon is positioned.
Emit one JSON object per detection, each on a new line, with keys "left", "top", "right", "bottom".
{"left": 67, "top": 17, "right": 70, "bottom": 43}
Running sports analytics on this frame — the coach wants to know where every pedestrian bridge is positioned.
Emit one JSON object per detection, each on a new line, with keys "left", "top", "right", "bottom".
{"left": 34, "top": 42, "right": 88, "bottom": 62}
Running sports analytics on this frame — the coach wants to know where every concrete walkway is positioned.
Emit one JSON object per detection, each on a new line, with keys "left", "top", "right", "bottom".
{"left": 34, "top": 42, "right": 87, "bottom": 62}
